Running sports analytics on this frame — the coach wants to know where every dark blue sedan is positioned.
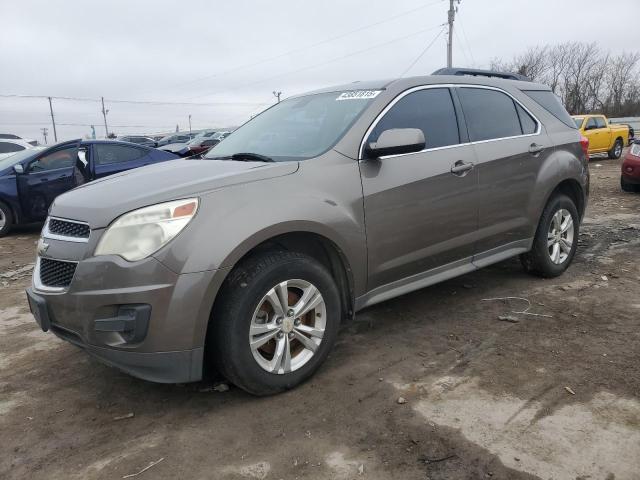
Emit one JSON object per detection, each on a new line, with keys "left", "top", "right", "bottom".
{"left": 0, "top": 139, "right": 179, "bottom": 236}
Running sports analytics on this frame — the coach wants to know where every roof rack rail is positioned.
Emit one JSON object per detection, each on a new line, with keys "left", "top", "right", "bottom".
{"left": 432, "top": 67, "right": 531, "bottom": 82}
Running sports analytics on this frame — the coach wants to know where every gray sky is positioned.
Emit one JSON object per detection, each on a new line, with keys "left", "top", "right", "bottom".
{"left": 1, "top": 0, "right": 638, "bottom": 142}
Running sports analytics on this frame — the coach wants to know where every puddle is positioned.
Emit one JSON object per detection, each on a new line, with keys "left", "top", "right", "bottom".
{"left": 407, "top": 376, "right": 640, "bottom": 480}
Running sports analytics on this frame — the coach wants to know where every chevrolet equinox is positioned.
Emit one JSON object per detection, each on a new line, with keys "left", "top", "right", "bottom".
{"left": 26, "top": 71, "right": 589, "bottom": 395}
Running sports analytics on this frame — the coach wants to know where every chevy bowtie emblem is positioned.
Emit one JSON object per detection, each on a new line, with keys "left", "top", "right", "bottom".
{"left": 37, "top": 239, "right": 50, "bottom": 256}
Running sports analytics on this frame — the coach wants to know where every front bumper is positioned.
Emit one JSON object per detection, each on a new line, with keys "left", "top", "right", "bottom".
{"left": 28, "top": 286, "right": 203, "bottom": 382}
{"left": 622, "top": 154, "right": 640, "bottom": 183}
{"left": 27, "top": 251, "right": 219, "bottom": 383}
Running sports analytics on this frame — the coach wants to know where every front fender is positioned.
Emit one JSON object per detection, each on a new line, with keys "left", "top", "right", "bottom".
{"left": 153, "top": 155, "right": 367, "bottom": 293}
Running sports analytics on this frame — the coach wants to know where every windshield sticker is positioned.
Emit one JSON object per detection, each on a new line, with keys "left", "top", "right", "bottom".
{"left": 336, "top": 90, "right": 381, "bottom": 101}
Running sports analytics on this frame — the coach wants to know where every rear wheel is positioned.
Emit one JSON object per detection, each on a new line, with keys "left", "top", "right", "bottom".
{"left": 608, "top": 138, "right": 624, "bottom": 159}
{"left": 520, "top": 194, "right": 579, "bottom": 278}
{"left": 0, "top": 201, "right": 13, "bottom": 237}
{"left": 210, "top": 251, "right": 341, "bottom": 395}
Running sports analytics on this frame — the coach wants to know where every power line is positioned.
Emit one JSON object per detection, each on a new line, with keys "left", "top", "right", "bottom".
{"left": 0, "top": 94, "right": 269, "bottom": 107}
{"left": 157, "top": 0, "right": 446, "bottom": 92}
{"left": 456, "top": 10, "right": 476, "bottom": 66}
{"left": 191, "top": 23, "right": 446, "bottom": 100}
{"left": 400, "top": 27, "right": 446, "bottom": 77}
{"left": 453, "top": 27, "right": 470, "bottom": 65}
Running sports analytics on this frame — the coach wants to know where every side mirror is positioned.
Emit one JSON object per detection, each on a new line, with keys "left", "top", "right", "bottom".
{"left": 13, "top": 164, "right": 24, "bottom": 174}
{"left": 365, "top": 128, "right": 426, "bottom": 158}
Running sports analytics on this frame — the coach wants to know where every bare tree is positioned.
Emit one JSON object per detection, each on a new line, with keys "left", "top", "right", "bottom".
{"left": 490, "top": 42, "right": 640, "bottom": 117}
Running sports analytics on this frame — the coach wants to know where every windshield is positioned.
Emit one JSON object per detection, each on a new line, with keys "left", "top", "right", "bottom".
{"left": 204, "top": 90, "right": 379, "bottom": 161}
{"left": 573, "top": 117, "right": 584, "bottom": 129}
{"left": 0, "top": 148, "right": 37, "bottom": 171}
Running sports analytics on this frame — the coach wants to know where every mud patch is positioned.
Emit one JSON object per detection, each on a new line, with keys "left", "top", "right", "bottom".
{"left": 410, "top": 376, "right": 640, "bottom": 480}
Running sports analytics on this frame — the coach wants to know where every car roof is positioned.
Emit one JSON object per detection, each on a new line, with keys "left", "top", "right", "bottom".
{"left": 294, "top": 74, "right": 550, "bottom": 99}
{"left": 0, "top": 138, "right": 34, "bottom": 148}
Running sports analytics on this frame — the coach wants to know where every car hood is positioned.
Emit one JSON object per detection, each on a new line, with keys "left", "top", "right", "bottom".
{"left": 51, "top": 158, "right": 299, "bottom": 228}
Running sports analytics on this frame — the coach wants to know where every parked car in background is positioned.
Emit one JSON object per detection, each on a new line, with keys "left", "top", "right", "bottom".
{"left": 621, "top": 140, "right": 640, "bottom": 192}
{"left": 0, "top": 139, "right": 36, "bottom": 160}
{"left": 26, "top": 71, "right": 589, "bottom": 395}
{"left": 572, "top": 115, "right": 629, "bottom": 158}
{"left": 0, "top": 133, "right": 39, "bottom": 146}
{"left": 156, "top": 133, "right": 196, "bottom": 147}
{"left": 0, "top": 139, "right": 178, "bottom": 236}
{"left": 115, "top": 135, "right": 158, "bottom": 148}
{"left": 159, "top": 133, "right": 232, "bottom": 157}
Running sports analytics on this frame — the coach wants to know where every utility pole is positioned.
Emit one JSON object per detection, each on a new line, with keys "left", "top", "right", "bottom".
{"left": 447, "top": 0, "right": 460, "bottom": 68}
{"left": 47, "top": 97, "right": 58, "bottom": 142}
{"left": 188, "top": 114, "right": 192, "bottom": 135}
{"left": 41, "top": 127, "right": 48, "bottom": 144}
{"left": 272, "top": 91, "right": 282, "bottom": 103}
{"left": 101, "top": 97, "right": 109, "bottom": 138}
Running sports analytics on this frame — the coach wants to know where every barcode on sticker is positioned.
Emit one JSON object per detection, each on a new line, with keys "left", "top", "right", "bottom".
{"left": 336, "top": 90, "right": 381, "bottom": 101}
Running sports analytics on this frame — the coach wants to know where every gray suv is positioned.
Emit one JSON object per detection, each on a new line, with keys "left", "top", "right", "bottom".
{"left": 26, "top": 71, "right": 589, "bottom": 395}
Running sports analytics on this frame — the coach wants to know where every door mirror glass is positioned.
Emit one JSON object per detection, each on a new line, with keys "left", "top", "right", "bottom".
{"left": 365, "top": 128, "right": 425, "bottom": 158}
{"left": 13, "top": 164, "right": 24, "bottom": 174}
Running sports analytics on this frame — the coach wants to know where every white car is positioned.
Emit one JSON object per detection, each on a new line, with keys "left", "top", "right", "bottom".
{"left": 0, "top": 133, "right": 38, "bottom": 146}
{"left": 0, "top": 139, "right": 36, "bottom": 160}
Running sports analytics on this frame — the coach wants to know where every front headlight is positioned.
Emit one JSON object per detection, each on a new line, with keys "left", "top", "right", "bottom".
{"left": 95, "top": 198, "right": 199, "bottom": 261}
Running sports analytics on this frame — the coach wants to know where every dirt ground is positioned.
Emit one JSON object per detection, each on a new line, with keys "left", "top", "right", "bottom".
{"left": 1, "top": 152, "right": 639, "bottom": 480}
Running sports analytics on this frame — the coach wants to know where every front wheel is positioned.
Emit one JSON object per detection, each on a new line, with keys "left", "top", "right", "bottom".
{"left": 520, "top": 194, "right": 579, "bottom": 278}
{"left": 210, "top": 251, "right": 341, "bottom": 395}
{"left": 608, "top": 138, "right": 624, "bottom": 159}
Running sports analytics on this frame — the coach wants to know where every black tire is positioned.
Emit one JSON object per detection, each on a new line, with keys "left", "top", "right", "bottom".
{"left": 608, "top": 138, "right": 624, "bottom": 159}
{"left": 210, "top": 251, "right": 341, "bottom": 396}
{"left": 520, "top": 194, "right": 580, "bottom": 278}
{"left": 621, "top": 176, "right": 638, "bottom": 193}
{"left": 0, "top": 201, "right": 13, "bottom": 237}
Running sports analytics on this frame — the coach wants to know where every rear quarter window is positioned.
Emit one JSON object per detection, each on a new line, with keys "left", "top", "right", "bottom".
{"left": 522, "top": 90, "right": 576, "bottom": 129}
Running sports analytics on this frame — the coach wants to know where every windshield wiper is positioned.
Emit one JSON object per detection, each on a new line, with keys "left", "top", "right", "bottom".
{"left": 209, "top": 152, "right": 274, "bottom": 162}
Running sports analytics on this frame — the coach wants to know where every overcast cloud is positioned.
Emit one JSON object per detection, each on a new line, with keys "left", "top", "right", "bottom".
{"left": 1, "top": 0, "right": 638, "bottom": 142}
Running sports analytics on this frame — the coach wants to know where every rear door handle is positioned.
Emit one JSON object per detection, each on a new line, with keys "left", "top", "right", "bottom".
{"left": 528, "top": 143, "right": 545, "bottom": 155}
{"left": 450, "top": 160, "right": 474, "bottom": 176}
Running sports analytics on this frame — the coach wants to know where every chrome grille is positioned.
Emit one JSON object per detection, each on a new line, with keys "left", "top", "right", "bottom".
{"left": 39, "top": 258, "right": 77, "bottom": 288}
{"left": 48, "top": 219, "right": 90, "bottom": 239}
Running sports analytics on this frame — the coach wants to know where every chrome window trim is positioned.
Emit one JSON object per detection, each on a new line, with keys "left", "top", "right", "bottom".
{"left": 43, "top": 216, "right": 91, "bottom": 243}
{"left": 358, "top": 83, "right": 542, "bottom": 161}
{"left": 32, "top": 256, "right": 78, "bottom": 294}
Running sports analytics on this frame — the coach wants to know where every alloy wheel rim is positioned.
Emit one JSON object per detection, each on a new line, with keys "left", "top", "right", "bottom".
{"left": 249, "top": 279, "right": 326, "bottom": 374}
{"left": 0, "top": 209, "right": 5, "bottom": 229}
{"left": 615, "top": 142, "right": 622, "bottom": 157}
{"left": 547, "top": 208, "right": 574, "bottom": 264}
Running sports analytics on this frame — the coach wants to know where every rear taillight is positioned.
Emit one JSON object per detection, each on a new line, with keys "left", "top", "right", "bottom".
{"left": 580, "top": 136, "right": 589, "bottom": 158}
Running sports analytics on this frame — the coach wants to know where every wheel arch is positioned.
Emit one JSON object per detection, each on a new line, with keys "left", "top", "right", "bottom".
{"left": 198, "top": 227, "right": 358, "bottom": 376}
{"left": 543, "top": 178, "right": 586, "bottom": 221}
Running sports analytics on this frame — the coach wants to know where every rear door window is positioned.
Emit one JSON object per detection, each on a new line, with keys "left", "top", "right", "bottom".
{"left": 94, "top": 144, "right": 147, "bottom": 165}
{"left": 458, "top": 88, "right": 522, "bottom": 142}
{"left": 586, "top": 118, "right": 597, "bottom": 130}
{"left": 595, "top": 117, "right": 607, "bottom": 129}
{"left": 369, "top": 87, "right": 460, "bottom": 149}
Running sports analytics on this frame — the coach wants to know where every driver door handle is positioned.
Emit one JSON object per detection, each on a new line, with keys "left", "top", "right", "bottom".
{"left": 450, "top": 160, "right": 474, "bottom": 176}
{"left": 528, "top": 143, "right": 545, "bottom": 154}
